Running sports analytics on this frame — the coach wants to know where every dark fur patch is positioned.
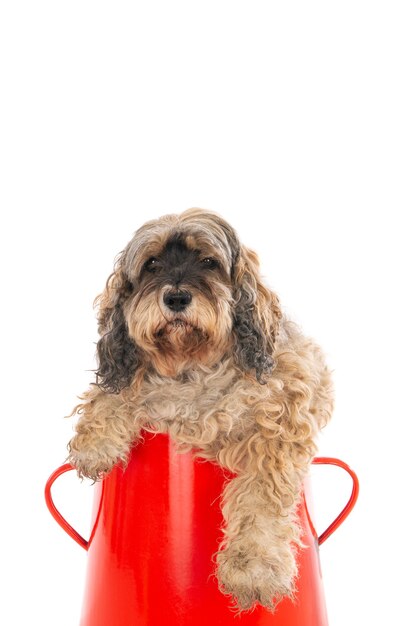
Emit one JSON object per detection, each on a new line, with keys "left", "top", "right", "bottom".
{"left": 95, "top": 276, "right": 141, "bottom": 393}
{"left": 136, "top": 233, "right": 229, "bottom": 298}
{"left": 232, "top": 300, "right": 275, "bottom": 384}
{"left": 228, "top": 230, "right": 276, "bottom": 384}
{"left": 96, "top": 304, "right": 141, "bottom": 393}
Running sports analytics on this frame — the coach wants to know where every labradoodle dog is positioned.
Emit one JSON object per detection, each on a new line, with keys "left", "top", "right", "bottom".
{"left": 68, "top": 208, "right": 333, "bottom": 612}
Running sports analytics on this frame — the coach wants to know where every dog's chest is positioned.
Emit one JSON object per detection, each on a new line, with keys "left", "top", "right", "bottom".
{"left": 137, "top": 362, "right": 248, "bottom": 429}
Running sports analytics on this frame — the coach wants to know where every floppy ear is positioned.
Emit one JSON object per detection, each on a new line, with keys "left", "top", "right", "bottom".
{"left": 94, "top": 257, "right": 141, "bottom": 393}
{"left": 232, "top": 245, "right": 282, "bottom": 384}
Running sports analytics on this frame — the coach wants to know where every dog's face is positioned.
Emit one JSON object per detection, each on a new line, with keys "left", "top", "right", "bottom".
{"left": 122, "top": 212, "right": 238, "bottom": 378}
{"left": 95, "top": 209, "right": 281, "bottom": 391}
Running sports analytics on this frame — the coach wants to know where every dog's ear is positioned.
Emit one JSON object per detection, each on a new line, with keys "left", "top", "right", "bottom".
{"left": 94, "top": 257, "right": 141, "bottom": 393}
{"left": 231, "top": 245, "right": 281, "bottom": 384}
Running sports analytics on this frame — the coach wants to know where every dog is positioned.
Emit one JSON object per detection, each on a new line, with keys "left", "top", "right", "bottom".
{"left": 68, "top": 208, "right": 333, "bottom": 612}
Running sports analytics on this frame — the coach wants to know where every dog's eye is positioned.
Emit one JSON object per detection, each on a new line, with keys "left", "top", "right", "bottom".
{"left": 201, "top": 257, "right": 218, "bottom": 269}
{"left": 144, "top": 257, "right": 159, "bottom": 272}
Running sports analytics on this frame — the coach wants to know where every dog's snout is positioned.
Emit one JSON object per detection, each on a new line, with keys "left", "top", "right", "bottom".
{"left": 163, "top": 289, "right": 192, "bottom": 312}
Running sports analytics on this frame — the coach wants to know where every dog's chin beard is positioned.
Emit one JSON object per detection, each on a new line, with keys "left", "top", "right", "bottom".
{"left": 155, "top": 318, "right": 197, "bottom": 337}
{"left": 147, "top": 317, "right": 217, "bottom": 377}
{"left": 152, "top": 318, "right": 210, "bottom": 353}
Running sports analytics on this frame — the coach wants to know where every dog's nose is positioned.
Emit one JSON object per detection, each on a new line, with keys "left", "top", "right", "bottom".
{"left": 163, "top": 290, "right": 192, "bottom": 312}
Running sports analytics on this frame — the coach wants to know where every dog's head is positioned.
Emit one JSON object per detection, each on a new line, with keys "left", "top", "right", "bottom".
{"left": 95, "top": 209, "right": 281, "bottom": 391}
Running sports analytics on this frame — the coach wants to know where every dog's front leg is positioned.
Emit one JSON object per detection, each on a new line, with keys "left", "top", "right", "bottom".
{"left": 216, "top": 453, "right": 305, "bottom": 612}
{"left": 67, "top": 385, "right": 141, "bottom": 480}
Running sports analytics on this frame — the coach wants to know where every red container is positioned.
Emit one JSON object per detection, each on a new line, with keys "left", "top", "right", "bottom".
{"left": 45, "top": 433, "right": 358, "bottom": 626}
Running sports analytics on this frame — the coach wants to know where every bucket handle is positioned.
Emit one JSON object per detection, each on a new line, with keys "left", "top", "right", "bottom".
{"left": 311, "top": 457, "right": 359, "bottom": 545}
{"left": 44, "top": 463, "right": 89, "bottom": 550}
{"left": 45, "top": 457, "right": 359, "bottom": 550}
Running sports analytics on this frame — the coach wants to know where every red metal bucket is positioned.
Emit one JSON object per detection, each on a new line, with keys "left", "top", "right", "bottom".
{"left": 45, "top": 433, "right": 358, "bottom": 626}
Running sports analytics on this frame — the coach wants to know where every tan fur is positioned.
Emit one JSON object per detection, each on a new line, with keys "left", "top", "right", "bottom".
{"left": 68, "top": 208, "right": 333, "bottom": 612}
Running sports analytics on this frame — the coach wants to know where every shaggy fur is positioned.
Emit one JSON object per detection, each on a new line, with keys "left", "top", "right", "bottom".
{"left": 68, "top": 208, "right": 333, "bottom": 612}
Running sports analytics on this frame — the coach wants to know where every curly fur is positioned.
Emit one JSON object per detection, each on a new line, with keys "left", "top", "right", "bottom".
{"left": 67, "top": 208, "right": 333, "bottom": 612}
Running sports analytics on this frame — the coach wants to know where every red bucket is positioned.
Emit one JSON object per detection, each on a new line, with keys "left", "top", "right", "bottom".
{"left": 45, "top": 433, "right": 358, "bottom": 626}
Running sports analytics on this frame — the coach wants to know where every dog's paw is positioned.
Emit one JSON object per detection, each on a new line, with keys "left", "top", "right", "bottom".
{"left": 67, "top": 435, "right": 121, "bottom": 481}
{"left": 67, "top": 451, "right": 114, "bottom": 482}
{"left": 216, "top": 544, "right": 296, "bottom": 612}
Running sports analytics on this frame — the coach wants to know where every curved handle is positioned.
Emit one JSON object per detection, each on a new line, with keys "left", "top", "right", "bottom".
{"left": 311, "top": 457, "right": 359, "bottom": 545}
{"left": 44, "top": 463, "right": 89, "bottom": 550}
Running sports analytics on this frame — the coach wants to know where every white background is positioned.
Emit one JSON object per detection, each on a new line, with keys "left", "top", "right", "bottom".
{"left": 1, "top": 2, "right": 416, "bottom": 625}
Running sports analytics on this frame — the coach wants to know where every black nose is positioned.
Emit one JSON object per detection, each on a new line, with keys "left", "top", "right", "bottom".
{"left": 163, "top": 290, "right": 192, "bottom": 312}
